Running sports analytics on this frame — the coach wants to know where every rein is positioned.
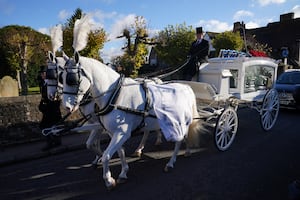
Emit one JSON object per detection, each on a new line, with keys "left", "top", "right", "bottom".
{"left": 138, "top": 45, "right": 209, "bottom": 79}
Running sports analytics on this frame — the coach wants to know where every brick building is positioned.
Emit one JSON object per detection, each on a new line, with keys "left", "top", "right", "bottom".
{"left": 234, "top": 12, "right": 300, "bottom": 68}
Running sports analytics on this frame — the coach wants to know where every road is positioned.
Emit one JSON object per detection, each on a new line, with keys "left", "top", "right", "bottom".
{"left": 0, "top": 108, "right": 300, "bottom": 200}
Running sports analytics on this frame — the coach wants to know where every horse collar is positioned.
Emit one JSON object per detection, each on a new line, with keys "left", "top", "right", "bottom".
{"left": 95, "top": 74, "right": 125, "bottom": 116}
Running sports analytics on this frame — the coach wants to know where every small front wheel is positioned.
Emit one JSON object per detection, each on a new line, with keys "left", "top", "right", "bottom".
{"left": 214, "top": 107, "right": 238, "bottom": 151}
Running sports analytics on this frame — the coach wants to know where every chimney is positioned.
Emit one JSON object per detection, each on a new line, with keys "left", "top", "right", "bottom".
{"left": 280, "top": 12, "right": 294, "bottom": 22}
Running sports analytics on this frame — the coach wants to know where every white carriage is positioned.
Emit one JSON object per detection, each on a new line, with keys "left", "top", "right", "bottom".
{"left": 175, "top": 50, "right": 280, "bottom": 151}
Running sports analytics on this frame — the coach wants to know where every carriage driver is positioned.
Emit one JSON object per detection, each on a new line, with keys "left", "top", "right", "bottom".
{"left": 183, "top": 27, "right": 209, "bottom": 81}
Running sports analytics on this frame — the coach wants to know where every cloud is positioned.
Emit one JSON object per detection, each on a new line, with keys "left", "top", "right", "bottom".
{"left": 58, "top": 9, "right": 71, "bottom": 21}
{"left": 245, "top": 21, "right": 260, "bottom": 29}
{"left": 292, "top": 5, "right": 300, "bottom": 18}
{"left": 87, "top": 10, "right": 137, "bottom": 40}
{"left": 257, "top": 0, "right": 286, "bottom": 6}
{"left": 89, "top": 10, "right": 117, "bottom": 30}
{"left": 38, "top": 27, "right": 49, "bottom": 35}
{"left": 100, "top": 40, "right": 124, "bottom": 63}
{"left": 107, "top": 14, "right": 137, "bottom": 40}
{"left": 233, "top": 10, "right": 254, "bottom": 21}
{"left": 197, "top": 20, "right": 232, "bottom": 33}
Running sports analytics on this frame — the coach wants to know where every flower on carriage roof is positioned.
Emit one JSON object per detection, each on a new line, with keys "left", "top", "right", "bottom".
{"left": 249, "top": 49, "right": 267, "bottom": 57}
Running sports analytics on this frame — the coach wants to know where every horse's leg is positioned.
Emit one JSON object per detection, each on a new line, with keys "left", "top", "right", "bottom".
{"left": 154, "top": 130, "right": 162, "bottom": 146}
{"left": 132, "top": 130, "right": 150, "bottom": 157}
{"left": 183, "top": 136, "right": 192, "bottom": 157}
{"left": 102, "top": 131, "right": 130, "bottom": 189}
{"left": 86, "top": 129, "right": 102, "bottom": 166}
{"left": 164, "top": 141, "right": 182, "bottom": 172}
{"left": 133, "top": 130, "right": 162, "bottom": 157}
{"left": 116, "top": 147, "right": 129, "bottom": 184}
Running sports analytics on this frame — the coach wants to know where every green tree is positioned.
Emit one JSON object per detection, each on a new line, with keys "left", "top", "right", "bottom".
{"left": 62, "top": 8, "right": 106, "bottom": 61}
{"left": 212, "top": 31, "right": 244, "bottom": 56}
{"left": 154, "top": 23, "right": 195, "bottom": 67}
{"left": 117, "top": 16, "right": 150, "bottom": 78}
{"left": 0, "top": 25, "right": 51, "bottom": 93}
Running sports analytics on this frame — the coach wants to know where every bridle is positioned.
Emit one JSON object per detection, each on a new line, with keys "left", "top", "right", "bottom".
{"left": 62, "top": 59, "right": 125, "bottom": 115}
{"left": 46, "top": 60, "right": 64, "bottom": 100}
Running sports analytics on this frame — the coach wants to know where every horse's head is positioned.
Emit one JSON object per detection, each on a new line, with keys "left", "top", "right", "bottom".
{"left": 62, "top": 51, "right": 92, "bottom": 113}
{"left": 46, "top": 51, "right": 68, "bottom": 101}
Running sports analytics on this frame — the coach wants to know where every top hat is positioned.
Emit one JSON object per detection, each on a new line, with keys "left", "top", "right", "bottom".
{"left": 196, "top": 27, "right": 203, "bottom": 34}
{"left": 39, "top": 65, "right": 47, "bottom": 72}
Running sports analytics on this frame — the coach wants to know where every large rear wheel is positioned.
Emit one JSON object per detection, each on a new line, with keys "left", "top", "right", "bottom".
{"left": 214, "top": 107, "right": 238, "bottom": 151}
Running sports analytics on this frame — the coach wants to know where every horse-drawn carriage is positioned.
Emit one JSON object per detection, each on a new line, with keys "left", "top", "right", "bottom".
{"left": 43, "top": 18, "right": 280, "bottom": 189}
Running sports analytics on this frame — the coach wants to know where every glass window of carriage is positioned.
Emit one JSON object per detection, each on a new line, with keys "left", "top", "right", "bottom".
{"left": 229, "top": 69, "right": 238, "bottom": 89}
{"left": 244, "top": 65, "right": 274, "bottom": 93}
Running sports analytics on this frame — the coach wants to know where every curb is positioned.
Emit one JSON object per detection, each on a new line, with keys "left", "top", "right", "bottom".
{"left": 0, "top": 143, "right": 86, "bottom": 167}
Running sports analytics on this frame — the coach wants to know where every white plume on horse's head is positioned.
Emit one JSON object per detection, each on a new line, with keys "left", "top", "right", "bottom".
{"left": 50, "top": 24, "right": 63, "bottom": 54}
{"left": 73, "top": 14, "right": 92, "bottom": 52}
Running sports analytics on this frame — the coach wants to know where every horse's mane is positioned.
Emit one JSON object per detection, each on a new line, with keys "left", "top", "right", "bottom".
{"left": 80, "top": 56, "right": 116, "bottom": 74}
{"left": 50, "top": 24, "right": 63, "bottom": 54}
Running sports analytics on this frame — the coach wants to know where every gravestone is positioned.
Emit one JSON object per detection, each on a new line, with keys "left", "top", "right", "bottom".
{"left": 0, "top": 76, "right": 19, "bottom": 97}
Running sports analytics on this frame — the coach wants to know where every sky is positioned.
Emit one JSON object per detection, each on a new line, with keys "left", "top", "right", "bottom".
{"left": 0, "top": 0, "right": 300, "bottom": 63}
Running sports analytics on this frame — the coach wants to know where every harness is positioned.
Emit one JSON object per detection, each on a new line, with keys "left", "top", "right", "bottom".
{"left": 45, "top": 74, "right": 157, "bottom": 136}
{"left": 86, "top": 75, "right": 156, "bottom": 133}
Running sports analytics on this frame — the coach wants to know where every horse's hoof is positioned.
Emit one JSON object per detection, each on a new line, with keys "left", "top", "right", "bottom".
{"left": 106, "top": 180, "right": 117, "bottom": 191}
{"left": 163, "top": 165, "right": 173, "bottom": 173}
{"left": 117, "top": 177, "right": 128, "bottom": 184}
{"left": 130, "top": 151, "right": 142, "bottom": 158}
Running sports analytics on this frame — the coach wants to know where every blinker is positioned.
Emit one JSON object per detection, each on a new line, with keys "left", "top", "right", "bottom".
{"left": 66, "top": 72, "right": 80, "bottom": 86}
{"left": 46, "top": 68, "right": 57, "bottom": 80}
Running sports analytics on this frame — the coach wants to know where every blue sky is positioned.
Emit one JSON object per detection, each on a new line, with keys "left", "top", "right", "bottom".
{"left": 0, "top": 0, "right": 299, "bottom": 62}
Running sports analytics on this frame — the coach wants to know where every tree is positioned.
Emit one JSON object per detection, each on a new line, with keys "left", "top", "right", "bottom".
{"left": 154, "top": 23, "right": 195, "bottom": 67}
{"left": 62, "top": 8, "right": 106, "bottom": 61}
{"left": 116, "top": 16, "right": 150, "bottom": 78}
{"left": 0, "top": 25, "right": 51, "bottom": 94}
{"left": 212, "top": 31, "right": 244, "bottom": 56}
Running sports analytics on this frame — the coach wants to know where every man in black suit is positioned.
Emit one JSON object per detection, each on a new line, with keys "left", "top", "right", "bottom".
{"left": 38, "top": 65, "right": 62, "bottom": 151}
{"left": 183, "top": 27, "right": 209, "bottom": 81}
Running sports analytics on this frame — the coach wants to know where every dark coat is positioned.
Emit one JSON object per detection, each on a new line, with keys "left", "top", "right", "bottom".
{"left": 39, "top": 80, "right": 62, "bottom": 129}
{"left": 184, "top": 39, "right": 209, "bottom": 77}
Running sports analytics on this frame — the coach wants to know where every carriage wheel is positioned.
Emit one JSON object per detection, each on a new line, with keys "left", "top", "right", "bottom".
{"left": 260, "top": 88, "right": 279, "bottom": 131}
{"left": 214, "top": 107, "right": 238, "bottom": 151}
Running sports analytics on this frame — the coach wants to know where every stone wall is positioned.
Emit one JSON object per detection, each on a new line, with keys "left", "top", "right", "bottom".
{"left": 0, "top": 95, "right": 82, "bottom": 146}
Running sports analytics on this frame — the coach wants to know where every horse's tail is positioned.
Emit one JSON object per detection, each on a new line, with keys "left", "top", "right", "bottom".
{"left": 186, "top": 95, "right": 207, "bottom": 148}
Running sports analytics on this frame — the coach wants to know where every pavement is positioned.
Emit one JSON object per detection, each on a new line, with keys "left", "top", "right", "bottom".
{"left": 0, "top": 132, "right": 110, "bottom": 167}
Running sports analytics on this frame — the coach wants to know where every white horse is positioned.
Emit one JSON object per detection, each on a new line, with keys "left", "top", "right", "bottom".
{"left": 46, "top": 52, "right": 162, "bottom": 165}
{"left": 61, "top": 51, "right": 202, "bottom": 189}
